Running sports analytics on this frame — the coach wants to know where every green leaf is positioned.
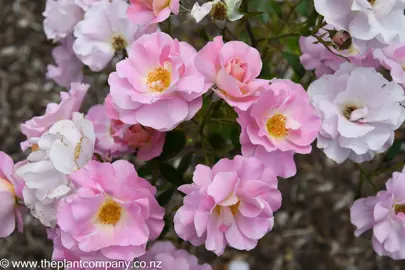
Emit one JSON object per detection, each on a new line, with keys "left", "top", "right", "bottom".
{"left": 208, "top": 132, "right": 227, "bottom": 150}
{"left": 177, "top": 153, "right": 193, "bottom": 175}
{"left": 385, "top": 140, "right": 402, "bottom": 161}
{"left": 137, "top": 164, "right": 152, "bottom": 179}
{"left": 157, "top": 187, "right": 175, "bottom": 206}
{"left": 158, "top": 162, "right": 184, "bottom": 186}
{"left": 282, "top": 51, "right": 306, "bottom": 77}
{"left": 159, "top": 130, "right": 186, "bottom": 160}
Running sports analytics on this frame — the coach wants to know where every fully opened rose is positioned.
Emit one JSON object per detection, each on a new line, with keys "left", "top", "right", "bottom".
{"left": 308, "top": 64, "right": 405, "bottom": 163}
{"left": 57, "top": 160, "right": 165, "bottom": 261}
{"left": 108, "top": 32, "right": 209, "bottom": 131}
{"left": 174, "top": 155, "right": 281, "bottom": 255}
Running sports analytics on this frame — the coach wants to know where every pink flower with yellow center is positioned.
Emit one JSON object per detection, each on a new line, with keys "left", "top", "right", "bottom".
{"left": 127, "top": 0, "right": 180, "bottom": 25}
{"left": 236, "top": 79, "right": 321, "bottom": 155}
{"left": 174, "top": 155, "right": 281, "bottom": 255}
{"left": 108, "top": 32, "right": 209, "bottom": 131}
{"left": 0, "top": 152, "right": 25, "bottom": 237}
{"left": 56, "top": 160, "right": 165, "bottom": 261}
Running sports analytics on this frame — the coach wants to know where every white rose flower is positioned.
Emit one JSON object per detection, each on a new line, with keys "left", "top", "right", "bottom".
{"left": 15, "top": 113, "right": 95, "bottom": 227}
{"left": 191, "top": 0, "right": 243, "bottom": 23}
{"left": 314, "top": 0, "right": 405, "bottom": 47}
{"left": 308, "top": 64, "right": 405, "bottom": 163}
{"left": 73, "top": 0, "right": 157, "bottom": 71}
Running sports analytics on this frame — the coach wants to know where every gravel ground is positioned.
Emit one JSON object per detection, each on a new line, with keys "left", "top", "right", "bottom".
{"left": 1, "top": 1, "right": 405, "bottom": 269}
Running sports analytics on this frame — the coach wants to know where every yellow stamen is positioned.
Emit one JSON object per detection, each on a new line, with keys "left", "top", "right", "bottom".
{"left": 146, "top": 67, "right": 171, "bottom": 92}
{"left": 267, "top": 114, "right": 288, "bottom": 138}
{"left": 31, "top": 144, "right": 39, "bottom": 152}
{"left": 112, "top": 35, "right": 127, "bottom": 51}
{"left": 395, "top": 204, "right": 405, "bottom": 214}
{"left": 96, "top": 198, "right": 123, "bottom": 226}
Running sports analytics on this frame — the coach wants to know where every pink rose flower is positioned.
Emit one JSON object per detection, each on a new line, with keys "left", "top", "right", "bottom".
{"left": 87, "top": 101, "right": 165, "bottom": 160}
{"left": 236, "top": 79, "right": 321, "bottom": 155}
{"left": 20, "top": 83, "right": 89, "bottom": 151}
{"left": 351, "top": 167, "right": 405, "bottom": 259}
{"left": 373, "top": 43, "right": 405, "bottom": 88}
{"left": 43, "top": 0, "right": 84, "bottom": 42}
{"left": 138, "top": 241, "right": 212, "bottom": 270}
{"left": 108, "top": 32, "right": 209, "bottom": 131}
{"left": 127, "top": 0, "right": 180, "bottom": 25}
{"left": 57, "top": 160, "right": 165, "bottom": 261}
{"left": 47, "top": 35, "right": 84, "bottom": 88}
{"left": 0, "top": 152, "right": 25, "bottom": 237}
{"left": 195, "top": 36, "right": 268, "bottom": 110}
{"left": 48, "top": 227, "right": 124, "bottom": 270}
{"left": 174, "top": 155, "right": 281, "bottom": 255}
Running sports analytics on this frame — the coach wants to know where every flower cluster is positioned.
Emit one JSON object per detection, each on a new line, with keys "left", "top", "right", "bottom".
{"left": 351, "top": 168, "right": 405, "bottom": 259}
{"left": 5, "top": 0, "right": 405, "bottom": 267}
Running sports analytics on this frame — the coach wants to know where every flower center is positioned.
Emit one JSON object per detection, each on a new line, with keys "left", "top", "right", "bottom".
{"left": 343, "top": 105, "right": 358, "bottom": 120}
{"left": 97, "top": 198, "right": 123, "bottom": 226}
{"left": 368, "top": 0, "right": 376, "bottom": 5}
{"left": 146, "top": 66, "right": 172, "bottom": 92}
{"left": 267, "top": 114, "right": 288, "bottom": 138}
{"left": 214, "top": 201, "right": 240, "bottom": 216}
{"left": 210, "top": 2, "right": 227, "bottom": 20}
{"left": 112, "top": 35, "right": 127, "bottom": 51}
{"left": 394, "top": 204, "right": 405, "bottom": 215}
{"left": 31, "top": 143, "right": 39, "bottom": 152}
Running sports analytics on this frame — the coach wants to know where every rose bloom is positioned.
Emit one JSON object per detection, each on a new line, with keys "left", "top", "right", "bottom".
{"left": 43, "top": 0, "right": 84, "bottom": 41}
{"left": 108, "top": 32, "right": 209, "bottom": 131}
{"left": 87, "top": 101, "right": 165, "bottom": 160}
{"left": 57, "top": 160, "right": 165, "bottom": 261}
{"left": 195, "top": 36, "right": 268, "bottom": 110}
{"left": 351, "top": 167, "right": 405, "bottom": 259}
{"left": 308, "top": 64, "right": 405, "bottom": 163}
{"left": 74, "top": 0, "right": 102, "bottom": 10}
{"left": 236, "top": 79, "right": 321, "bottom": 154}
{"left": 16, "top": 113, "right": 95, "bottom": 227}
{"left": 314, "top": 0, "right": 405, "bottom": 47}
{"left": 0, "top": 152, "right": 25, "bottom": 237}
{"left": 47, "top": 35, "right": 84, "bottom": 88}
{"left": 174, "top": 155, "right": 281, "bottom": 255}
{"left": 138, "top": 241, "right": 212, "bottom": 270}
{"left": 48, "top": 227, "right": 125, "bottom": 270}
{"left": 73, "top": 0, "right": 157, "bottom": 72}
{"left": 373, "top": 43, "right": 405, "bottom": 88}
{"left": 20, "top": 83, "right": 89, "bottom": 151}
{"left": 127, "top": 0, "right": 180, "bottom": 25}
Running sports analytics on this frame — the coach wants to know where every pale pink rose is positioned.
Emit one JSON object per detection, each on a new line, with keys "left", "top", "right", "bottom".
{"left": 87, "top": 101, "right": 165, "bottom": 160}
{"left": 74, "top": 0, "right": 103, "bottom": 10}
{"left": 195, "top": 36, "right": 268, "bottom": 110}
{"left": 127, "top": 0, "right": 180, "bottom": 24}
{"left": 16, "top": 113, "right": 95, "bottom": 227}
{"left": 108, "top": 32, "right": 209, "bottom": 131}
{"left": 43, "top": 0, "right": 84, "bottom": 42}
{"left": 48, "top": 227, "right": 125, "bottom": 270}
{"left": 47, "top": 35, "right": 84, "bottom": 88}
{"left": 351, "top": 167, "right": 405, "bottom": 259}
{"left": 57, "top": 160, "right": 165, "bottom": 261}
{"left": 0, "top": 152, "right": 25, "bottom": 237}
{"left": 174, "top": 155, "right": 281, "bottom": 255}
{"left": 373, "top": 43, "right": 405, "bottom": 88}
{"left": 20, "top": 83, "right": 89, "bottom": 151}
{"left": 138, "top": 241, "right": 212, "bottom": 270}
{"left": 73, "top": 0, "right": 157, "bottom": 72}
{"left": 236, "top": 79, "right": 321, "bottom": 155}
{"left": 299, "top": 35, "right": 344, "bottom": 77}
